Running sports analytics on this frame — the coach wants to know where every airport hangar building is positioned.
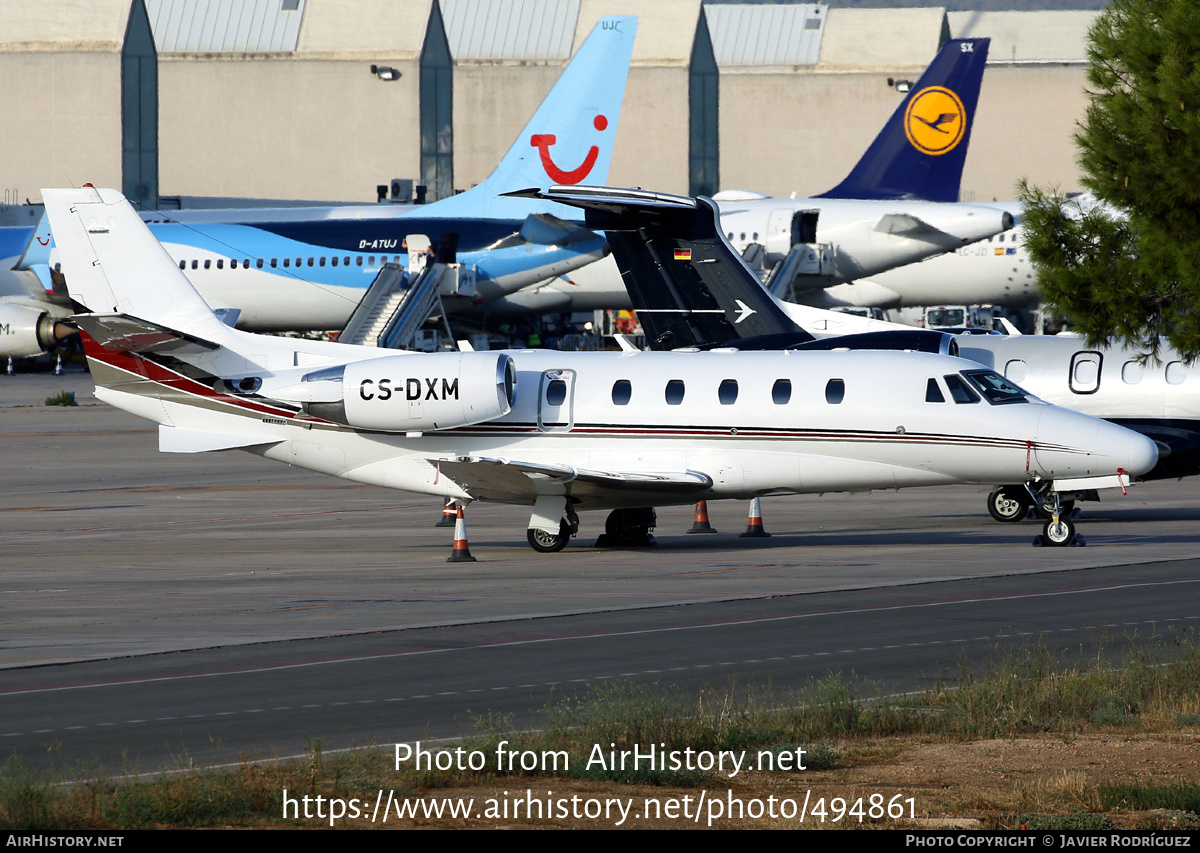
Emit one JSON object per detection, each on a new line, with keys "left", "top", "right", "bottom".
{"left": 0, "top": 0, "right": 1096, "bottom": 212}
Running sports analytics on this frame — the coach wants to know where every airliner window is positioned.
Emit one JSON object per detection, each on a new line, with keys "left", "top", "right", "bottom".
{"left": 256, "top": 259, "right": 264, "bottom": 269}
{"left": 963, "top": 370, "right": 1028, "bottom": 403}
{"left": 319, "top": 257, "right": 326, "bottom": 267}
{"left": 665, "top": 379, "right": 685, "bottom": 405}
{"left": 344, "top": 256, "right": 351, "bottom": 266}
{"left": 356, "top": 256, "right": 363, "bottom": 266}
{"left": 231, "top": 259, "right": 238, "bottom": 269}
{"left": 825, "top": 378, "right": 845, "bottom": 404}
{"left": 270, "top": 258, "right": 277, "bottom": 268}
{"left": 369, "top": 256, "right": 376, "bottom": 266}
{"left": 203, "top": 259, "right": 211, "bottom": 269}
{"left": 772, "top": 379, "right": 791, "bottom": 404}
{"left": 612, "top": 380, "right": 631, "bottom": 405}
{"left": 331, "top": 256, "right": 339, "bottom": 267}
{"left": 546, "top": 380, "right": 567, "bottom": 406}
{"left": 307, "top": 258, "right": 314, "bottom": 267}
{"left": 216, "top": 259, "right": 223, "bottom": 269}
{"left": 243, "top": 259, "right": 250, "bottom": 268}
{"left": 191, "top": 260, "right": 198, "bottom": 270}
{"left": 282, "top": 258, "right": 289, "bottom": 268}
{"left": 943, "top": 374, "right": 980, "bottom": 404}
{"left": 178, "top": 260, "right": 185, "bottom": 270}
{"left": 925, "top": 378, "right": 945, "bottom": 403}
{"left": 719, "top": 379, "right": 738, "bottom": 405}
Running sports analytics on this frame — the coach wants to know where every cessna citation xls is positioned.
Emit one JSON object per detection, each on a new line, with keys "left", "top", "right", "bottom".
{"left": 44, "top": 187, "right": 1156, "bottom": 551}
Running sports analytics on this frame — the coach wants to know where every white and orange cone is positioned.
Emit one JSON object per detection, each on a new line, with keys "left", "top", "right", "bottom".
{"left": 687, "top": 501, "right": 718, "bottom": 534}
{"left": 447, "top": 505, "right": 477, "bottom": 562}
{"left": 739, "top": 497, "right": 771, "bottom": 538}
{"left": 436, "top": 499, "right": 458, "bottom": 527}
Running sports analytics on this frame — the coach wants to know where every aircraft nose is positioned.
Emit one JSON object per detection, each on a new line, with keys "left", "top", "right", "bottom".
{"left": 1034, "top": 407, "right": 1158, "bottom": 478}
{"left": 1123, "top": 429, "right": 1159, "bottom": 478}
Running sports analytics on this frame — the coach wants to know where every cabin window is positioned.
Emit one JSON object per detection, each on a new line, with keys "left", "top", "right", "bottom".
{"left": 772, "top": 379, "right": 791, "bottom": 404}
{"left": 612, "top": 379, "right": 631, "bottom": 405}
{"left": 665, "top": 379, "right": 685, "bottom": 405}
{"left": 190, "top": 259, "right": 198, "bottom": 270}
{"left": 344, "top": 256, "right": 351, "bottom": 266}
{"left": 331, "top": 256, "right": 339, "bottom": 267}
{"left": 270, "top": 258, "right": 277, "bottom": 268}
{"left": 319, "top": 257, "right": 326, "bottom": 267}
{"left": 1166, "top": 361, "right": 1188, "bottom": 385}
{"left": 282, "top": 258, "right": 290, "bottom": 268}
{"left": 307, "top": 258, "right": 314, "bottom": 267}
{"left": 546, "top": 379, "right": 567, "bottom": 406}
{"left": 295, "top": 258, "right": 302, "bottom": 267}
{"left": 369, "top": 256, "right": 376, "bottom": 266}
{"left": 718, "top": 379, "right": 738, "bottom": 405}
{"left": 925, "top": 378, "right": 945, "bottom": 403}
{"left": 1121, "top": 361, "right": 1143, "bottom": 385}
{"left": 943, "top": 374, "right": 980, "bottom": 404}
{"left": 256, "top": 259, "right": 264, "bottom": 269}
{"left": 356, "top": 256, "right": 363, "bottom": 266}
{"left": 243, "top": 259, "right": 250, "bottom": 268}
{"left": 1004, "top": 359, "right": 1028, "bottom": 384}
{"left": 230, "top": 259, "right": 238, "bottom": 269}
{"left": 825, "top": 378, "right": 845, "bottom": 404}
{"left": 216, "top": 259, "right": 223, "bottom": 269}
{"left": 203, "top": 259, "right": 211, "bottom": 269}
{"left": 178, "top": 260, "right": 185, "bottom": 270}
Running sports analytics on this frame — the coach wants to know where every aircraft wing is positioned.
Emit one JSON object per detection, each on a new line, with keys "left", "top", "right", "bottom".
{"left": 435, "top": 455, "right": 712, "bottom": 503}
{"left": 872, "top": 212, "right": 962, "bottom": 247}
{"left": 70, "top": 313, "right": 220, "bottom": 355}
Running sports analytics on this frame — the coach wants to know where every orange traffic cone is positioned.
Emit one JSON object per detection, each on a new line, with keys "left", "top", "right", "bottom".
{"left": 435, "top": 499, "right": 458, "bottom": 527}
{"left": 739, "top": 498, "right": 771, "bottom": 538}
{"left": 687, "top": 501, "right": 718, "bottom": 534}
{"left": 447, "top": 505, "right": 477, "bottom": 562}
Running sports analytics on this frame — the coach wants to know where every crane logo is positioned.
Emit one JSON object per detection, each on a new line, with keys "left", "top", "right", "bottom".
{"left": 530, "top": 114, "right": 609, "bottom": 184}
{"left": 904, "top": 87, "right": 967, "bottom": 156}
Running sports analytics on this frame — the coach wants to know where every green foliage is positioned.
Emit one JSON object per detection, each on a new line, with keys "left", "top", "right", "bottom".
{"left": 1099, "top": 781, "right": 1200, "bottom": 812}
{"left": 1021, "top": 0, "right": 1200, "bottom": 360}
{"left": 44, "top": 390, "right": 77, "bottom": 407}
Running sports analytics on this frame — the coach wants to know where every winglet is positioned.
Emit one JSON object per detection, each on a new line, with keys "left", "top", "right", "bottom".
{"left": 819, "top": 38, "right": 990, "bottom": 203}
{"left": 430, "top": 16, "right": 636, "bottom": 219}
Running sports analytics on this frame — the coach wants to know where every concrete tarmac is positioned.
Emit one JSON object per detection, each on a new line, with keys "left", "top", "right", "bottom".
{"left": 4, "top": 371, "right": 1199, "bottom": 670}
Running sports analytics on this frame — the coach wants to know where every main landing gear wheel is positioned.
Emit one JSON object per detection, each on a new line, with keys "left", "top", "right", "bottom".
{"left": 987, "top": 487, "right": 1032, "bottom": 523}
{"left": 600, "top": 507, "right": 657, "bottom": 547}
{"left": 1041, "top": 516, "right": 1076, "bottom": 547}
{"left": 527, "top": 520, "right": 571, "bottom": 553}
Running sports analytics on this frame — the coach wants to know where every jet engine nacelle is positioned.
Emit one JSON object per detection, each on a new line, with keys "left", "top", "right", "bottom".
{"left": 0, "top": 302, "right": 68, "bottom": 358}
{"left": 301, "top": 352, "right": 516, "bottom": 433}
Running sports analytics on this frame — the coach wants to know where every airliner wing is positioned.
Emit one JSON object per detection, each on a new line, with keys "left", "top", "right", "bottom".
{"left": 436, "top": 456, "right": 712, "bottom": 503}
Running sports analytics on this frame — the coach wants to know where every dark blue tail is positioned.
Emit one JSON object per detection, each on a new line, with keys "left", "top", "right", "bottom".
{"left": 819, "top": 38, "right": 989, "bottom": 203}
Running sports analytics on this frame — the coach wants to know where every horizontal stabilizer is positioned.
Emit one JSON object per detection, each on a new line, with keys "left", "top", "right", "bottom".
{"left": 159, "top": 425, "right": 277, "bottom": 453}
{"left": 519, "top": 212, "right": 606, "bottom": 247}
{"left": 436, "top": 455, "right": 711, "bottom": 503}
{"left": 71, "top": 313, "right": 219, "bottom": 355}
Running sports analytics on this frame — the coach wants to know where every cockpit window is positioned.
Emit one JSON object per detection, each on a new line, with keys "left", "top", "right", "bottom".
{"left": 943, "top": 374, "right": 980, "bottom": 404}
{"left": 963, "top": 369, "right": 1030, "bottom": 404}
{"left": 925, "top": 378, "right": 945, "bottom": 403}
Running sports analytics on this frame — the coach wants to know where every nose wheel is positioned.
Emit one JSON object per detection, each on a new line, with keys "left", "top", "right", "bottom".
{"left": 1041, "top": 516, "right": 1076, "bottom": 546}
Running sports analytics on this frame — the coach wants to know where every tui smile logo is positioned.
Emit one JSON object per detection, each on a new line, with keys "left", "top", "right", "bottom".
{"left": 904, "top": 87, "right": 967, "bottom": 156}
{"left": 530, "top": 114, "right": 609, "bottom": 184}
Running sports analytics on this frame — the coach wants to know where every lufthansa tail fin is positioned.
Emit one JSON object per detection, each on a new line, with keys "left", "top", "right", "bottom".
{"left": 819, "top": 38, "right": 989, "bottom": 203}
{"left": 507, "top": 186, "right": 808, "bottom": 350}
{"left": 429, "top": 16, "right": 636, "bottom": 220}
{"left": 41, "top": 187, "right": 234, "bottom": 344}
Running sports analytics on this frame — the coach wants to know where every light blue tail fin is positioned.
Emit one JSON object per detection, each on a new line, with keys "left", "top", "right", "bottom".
{"left": 819, "top": 38, "right": 989, "bottom": 203}
{"left": 430, "top": 15, "right": 636, "bottom": 219}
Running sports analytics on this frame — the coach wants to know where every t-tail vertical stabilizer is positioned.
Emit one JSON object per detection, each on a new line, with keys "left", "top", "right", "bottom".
{"left": 42, "top": 186, "right": 234, "bottom": 345}
{"left": 819, "top": 38, "right": 989, "bottom": 203}
{"left": 430, "top": 16, "right": 636, "bottom": 220}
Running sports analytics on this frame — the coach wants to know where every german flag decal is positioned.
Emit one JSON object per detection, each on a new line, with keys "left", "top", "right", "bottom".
{"left": 674, "top": 249, "right": 692, "bottom": 260}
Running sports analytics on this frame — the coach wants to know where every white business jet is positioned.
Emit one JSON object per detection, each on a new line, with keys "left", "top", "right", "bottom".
{"left": 44, "top": 186, "right": 1156, "bottom": 550}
